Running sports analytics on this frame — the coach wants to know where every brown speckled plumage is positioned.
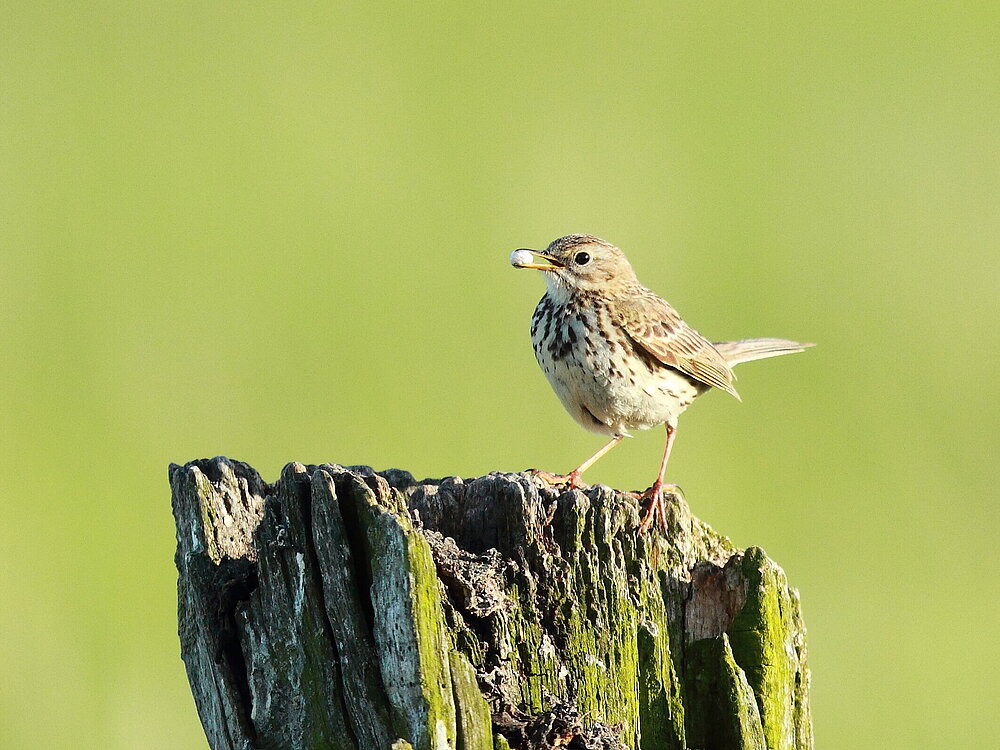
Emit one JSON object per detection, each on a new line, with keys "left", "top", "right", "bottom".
{"left": 512, "top": 234, "right": 813, "bottom": 531}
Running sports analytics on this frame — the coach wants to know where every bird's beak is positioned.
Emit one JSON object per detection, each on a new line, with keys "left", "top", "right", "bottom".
{"left": 510, "top": 249, "right": 564, "bottom": 271}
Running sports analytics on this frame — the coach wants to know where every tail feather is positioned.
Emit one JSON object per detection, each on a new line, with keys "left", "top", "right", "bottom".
{"left": 713, "top": 338, "right": 815, "bottom": 366}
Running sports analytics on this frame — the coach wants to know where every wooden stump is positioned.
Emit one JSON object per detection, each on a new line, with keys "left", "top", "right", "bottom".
{"left": 170, "top": 457, "right": 811, "bottom": 750}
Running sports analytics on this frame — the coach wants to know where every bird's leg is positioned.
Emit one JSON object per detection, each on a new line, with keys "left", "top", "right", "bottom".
{"left": 534, "top": 435, "right": 624, "bottom": 490}
{"left": 638, "top": 423, "right": 678, "bottom": 533}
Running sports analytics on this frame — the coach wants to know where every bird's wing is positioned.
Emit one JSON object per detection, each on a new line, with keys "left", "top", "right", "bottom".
{"left": 612, "top": 291, "right": 741, "bottom": 400}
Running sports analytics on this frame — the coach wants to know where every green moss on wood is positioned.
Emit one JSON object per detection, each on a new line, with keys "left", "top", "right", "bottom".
{"left": 409, "top": 528, "right": 459, "bottom": 749}
{"left": 174, "top": 461, "right": 810, "bottom": 750}
{"left": 684, "top": 633, "right": 766, "bottom": 750}
{"left": 636, "top": 613, "right": 685, "bottom": 749}
{"left": 365, "top": 491, "right": 458, "bottom": 750}
{"left": 450, "top": 651, "right": 493, "bottom": 750}
{"left": 727, "top": 547, "right": 808, "bottom": 750}
{"left": 193, "top": 468, "right": 221, "bottom": 564}
{"left": 559, "top": 495, "right": 642, "bottom": 743}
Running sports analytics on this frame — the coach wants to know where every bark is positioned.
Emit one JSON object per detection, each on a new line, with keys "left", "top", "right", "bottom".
{"left": 170, "top": 457, "right": 811, "bottom": 750}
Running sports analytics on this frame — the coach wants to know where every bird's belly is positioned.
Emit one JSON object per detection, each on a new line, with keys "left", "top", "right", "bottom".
{"left": 535, "top": 330, "right": 700, "bottom": 436}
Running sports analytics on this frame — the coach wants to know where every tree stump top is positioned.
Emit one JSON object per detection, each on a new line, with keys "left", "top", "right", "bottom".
{"left": 171, "top": 457, "right": 811, "bottom": 750}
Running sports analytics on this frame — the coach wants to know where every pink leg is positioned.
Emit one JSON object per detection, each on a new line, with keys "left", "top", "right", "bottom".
{"left": 638, "top": 423, "right": 677, "bottom": 533}
{"left": 534, "top": 435, "right": 624, "bottom": 489}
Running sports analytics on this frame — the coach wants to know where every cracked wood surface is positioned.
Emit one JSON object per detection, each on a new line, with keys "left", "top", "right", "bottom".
{"left": 170, "top": 457, "right": 812, "bottom": 750}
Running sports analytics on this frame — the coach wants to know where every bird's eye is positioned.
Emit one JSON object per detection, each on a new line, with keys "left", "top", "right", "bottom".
{"left": 574, "top": 251, "right": 591, "bottom": 265}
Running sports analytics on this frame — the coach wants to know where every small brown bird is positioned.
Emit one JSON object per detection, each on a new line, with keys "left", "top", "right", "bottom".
{"left": 511, "top": 234, "right": 813, "bottom": 532}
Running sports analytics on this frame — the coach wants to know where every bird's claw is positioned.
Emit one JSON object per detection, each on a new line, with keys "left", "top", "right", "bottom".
{"left": 637, "top": 483, "right": 681, "bottom": 534}
{"left": 530, "top": 469, "right": 589, "bottom": 491}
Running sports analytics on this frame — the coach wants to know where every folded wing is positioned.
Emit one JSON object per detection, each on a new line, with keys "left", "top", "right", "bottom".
{"left": 612, "top": 291, "right": 741, "bottom": 400}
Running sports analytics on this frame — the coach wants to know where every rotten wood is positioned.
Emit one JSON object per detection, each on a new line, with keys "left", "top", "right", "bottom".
{"left": 170, "top": 458, "right": 811, "bottom": 750}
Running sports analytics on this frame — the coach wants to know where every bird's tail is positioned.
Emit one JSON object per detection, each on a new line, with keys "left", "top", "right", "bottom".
{"left": 713, "top": 338, "right": 815, "bottom": 366}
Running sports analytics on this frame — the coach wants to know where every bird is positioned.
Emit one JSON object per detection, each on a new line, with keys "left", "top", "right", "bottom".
{"left": 510, "top": 234, "right": 813, "bottom": 532}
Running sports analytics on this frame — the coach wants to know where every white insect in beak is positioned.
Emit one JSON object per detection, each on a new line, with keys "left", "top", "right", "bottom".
{"left": 509, "top": 249, "right": 536, "bottom": 267}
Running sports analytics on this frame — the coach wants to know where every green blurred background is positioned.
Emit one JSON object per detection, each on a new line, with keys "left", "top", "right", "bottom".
{"left": 2, "top": 2, "right": 997, "bottom": 748}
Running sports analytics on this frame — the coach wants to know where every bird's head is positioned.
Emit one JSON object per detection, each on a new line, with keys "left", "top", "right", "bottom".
{"left": 510, "top": 235, "right": 638, "bottom": 298}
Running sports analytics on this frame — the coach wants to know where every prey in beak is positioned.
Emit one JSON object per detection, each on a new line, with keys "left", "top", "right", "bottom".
{"left": 510, "top": 249, "right": 564, "bottom": 271}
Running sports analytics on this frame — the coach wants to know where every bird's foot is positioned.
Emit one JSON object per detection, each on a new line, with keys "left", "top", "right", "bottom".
{"left": 530, "top": 469, "right": 589, "bottom": 491}
{"left": 637, "top": 482, "right": 681, "bottom": 534}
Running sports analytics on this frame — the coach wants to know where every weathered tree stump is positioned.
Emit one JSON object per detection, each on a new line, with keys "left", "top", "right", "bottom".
{"left": 170, "top": 457, "right": 811, "bottom": 750}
